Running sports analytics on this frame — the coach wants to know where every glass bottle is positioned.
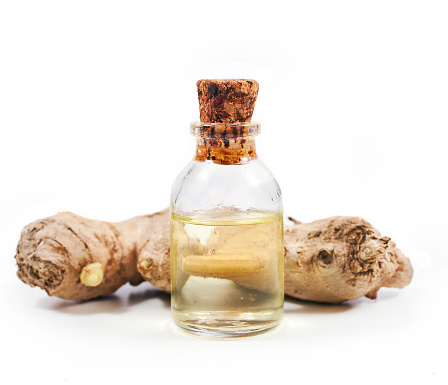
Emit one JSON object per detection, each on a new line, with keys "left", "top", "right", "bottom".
{"left": 170, "top": 81, "right": 283, "bottom": 338}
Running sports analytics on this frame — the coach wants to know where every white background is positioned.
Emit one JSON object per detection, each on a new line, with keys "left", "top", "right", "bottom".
{"left": 1, "top": 1, "right": 447, "bottom": 384}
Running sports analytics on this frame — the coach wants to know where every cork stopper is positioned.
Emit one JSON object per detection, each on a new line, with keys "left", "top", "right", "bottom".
{"left": 197, "top": 79, "right": 259, "bottom": 123}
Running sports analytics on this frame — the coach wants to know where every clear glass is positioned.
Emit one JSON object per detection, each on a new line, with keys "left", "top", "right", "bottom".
{"left": 170, "top": 122, "right": 283, "bottom": 338}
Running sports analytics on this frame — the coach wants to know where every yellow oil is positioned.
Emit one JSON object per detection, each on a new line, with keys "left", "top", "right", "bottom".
{"left": 170, "top": 212, "right": 284, "bottom": 338}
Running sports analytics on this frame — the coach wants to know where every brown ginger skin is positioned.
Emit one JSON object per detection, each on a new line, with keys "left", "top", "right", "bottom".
{"left": 135, "top": 210, "right": 170, "bottom": 293}
{"left": 15, "top": 209, "right": 168, "bottom": 300}
{"left": 15, "top": 211, "right": 413, "bottom": 303}
{"left": 284, "top": 216, "right": 413, "bottom": 303}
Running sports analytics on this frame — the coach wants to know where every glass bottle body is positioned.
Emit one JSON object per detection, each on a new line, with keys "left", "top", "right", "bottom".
{"left": 170, "top": 123, "right": 283, "bottom": 338}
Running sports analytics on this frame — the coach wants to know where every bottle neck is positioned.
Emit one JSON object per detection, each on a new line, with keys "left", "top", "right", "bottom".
{"left": 195, "top": 137, "right": 257, "bottom": 165}
{"left": 191, "top": 122, "right": 260, "bottom": 165}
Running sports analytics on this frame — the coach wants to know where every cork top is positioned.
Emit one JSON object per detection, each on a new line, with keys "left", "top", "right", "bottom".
{"left": 197, "top": 79, "right": 259, "bottom": 123}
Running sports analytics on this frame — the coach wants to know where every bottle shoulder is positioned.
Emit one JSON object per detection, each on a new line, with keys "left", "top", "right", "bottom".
{"left": 171, "top": 159, "right": 282, "bottom": 216}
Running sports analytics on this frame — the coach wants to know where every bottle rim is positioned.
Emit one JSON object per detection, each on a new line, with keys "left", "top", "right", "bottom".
{"left": 190, "top": 121, "right": 260, "bottom": 138}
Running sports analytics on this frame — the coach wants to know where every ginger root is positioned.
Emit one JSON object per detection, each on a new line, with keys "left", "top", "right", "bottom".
{"left": 284, "top": 216, "right": 413, "bottom": 303}
{"left": 15, "top": 210, "right": 169, "bottom": 300}
{"left": 15, "top": 210, "right": 413, "bottom": 303}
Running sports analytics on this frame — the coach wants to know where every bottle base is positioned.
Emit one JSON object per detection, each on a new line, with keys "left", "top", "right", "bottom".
{"left": 172, "top": 309, "right": 283, "bottom": 338}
